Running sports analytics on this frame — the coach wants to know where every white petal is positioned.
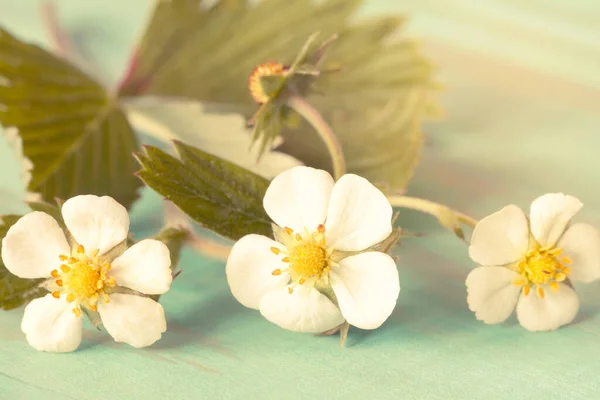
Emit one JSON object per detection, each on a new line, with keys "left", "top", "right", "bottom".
{"left": 226, "top": 234, "right": 290, "bottom": 310}
{"left": 263, "top": 166, "right": 334, "bottom": 234}
{"left": 110, "top": 239, "right": 172, "bottom": 295}
{"left": 325, "top": 174, "right": 393, "bottom": 251}
{"left": 259, "top": 285, "right": 344, "bottom": 333}
{"left": 516, "top": 283, "right": 579, "bottom": 331}
{"left": 468, "top": 205, "right": 529, "bottom": 266}
{"left": 529, "top": 193, "right": 582, "bottom": 247}
{"left": 98, "top": 294, "right": 166, "bottom": 348}
{"left": 21, "top": 294, "right": 82, "bottom": 353}
{"left": 61, "top": 195, "right": 129, "bottom": 256}
{"left": 465, "top": 266, "right": 522, "bottom": 324}
{"left": 1, "top": 212, "right": 70, "bottom": 279}
{"left": 330, "top": 252, "right": 400, "bottom": 329}
{"left": 557, "top": 223, "right": 600, "bottom": 283}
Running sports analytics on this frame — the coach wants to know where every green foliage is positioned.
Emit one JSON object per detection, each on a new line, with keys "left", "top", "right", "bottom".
{"left": 0, "top": 28, "right": 142, "bottom": 209}
{"left": 136, "top": 141, "right": 272, "bottom": 241}
{"left": 118, "top": 0, "right": 437, "bottom": 192}
{"left": 0, "top": 215, "right": 45, "bottom": 310}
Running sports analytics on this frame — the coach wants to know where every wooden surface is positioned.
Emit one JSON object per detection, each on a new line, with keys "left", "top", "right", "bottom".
{"left": 1, "top": 1, "right": 600, "bottom": 399}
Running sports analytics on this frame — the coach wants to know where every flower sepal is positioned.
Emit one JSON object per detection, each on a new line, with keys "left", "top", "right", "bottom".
{"left": 81, "top": 307, "right": 103, "bottom": 331}
{"left": 316, "top": 321, "right": 351, "bottom": 347}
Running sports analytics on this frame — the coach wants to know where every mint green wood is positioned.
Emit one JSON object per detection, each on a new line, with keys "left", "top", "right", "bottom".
{"left": 1, "top": 1, "right": 600, "bottom": 399}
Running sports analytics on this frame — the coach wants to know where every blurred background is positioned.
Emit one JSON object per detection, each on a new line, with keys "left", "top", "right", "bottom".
{"left": 0, "top": 2, "right": 599, "bottom": 399}
{"left": 0, "top": 0, "right": 598, "bottom": 225}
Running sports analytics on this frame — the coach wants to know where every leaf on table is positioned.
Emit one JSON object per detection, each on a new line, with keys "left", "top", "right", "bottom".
{"left": 123, "top": 96, "right": 301, "bottom": 179}
{"left": 0, "top": 27, "right": 143, "bottom": 209}
{"left": 117, "top": 0, "right": 438, "bottom": 192}
{"left": 135, "top": 141, "right": 272, "bottom": 241}
{"left": 0, "top": 214, "right": 46, "bottom": 310}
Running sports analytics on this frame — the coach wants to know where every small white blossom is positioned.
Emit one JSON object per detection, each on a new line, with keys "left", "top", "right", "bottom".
{"left": 226, "top": 166, "right": 400, "bottom": 333}
{"left": 2, "top": 195, "right": 172, "bottom": 352}
{"left": 466, "top": 193, "right": 600, "bottom": 331}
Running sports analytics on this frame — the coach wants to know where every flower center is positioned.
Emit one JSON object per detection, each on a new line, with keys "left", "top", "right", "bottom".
{"left": 289, "top": 243, "right": 327, "bottom": 278}
{"left": 50, "top": 244, "right": 116, "bottom": 317}
{"left": 269, "top": 224, "right": 331, "bottom": 293}
{"left": 512, "top": 246, "right": 572, "bottom": 299}
{"left": 64, "top": 263, "right": 101, "bottom": 299}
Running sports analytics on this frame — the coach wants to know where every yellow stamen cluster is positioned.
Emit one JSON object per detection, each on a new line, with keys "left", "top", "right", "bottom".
{"left": 51, "top": 244, "right": 116, "bottom": 317}
{"left": 247, "top": 61, "right": 289, "bottom": 104}
{"left": 512, "top": 246, "right": 572, "bottom": 299}
{"left": 270, "top": 224, "right": 331, "bottom": 294}
{"left": 290, "top": 243, "right": 327, "bottom": 278}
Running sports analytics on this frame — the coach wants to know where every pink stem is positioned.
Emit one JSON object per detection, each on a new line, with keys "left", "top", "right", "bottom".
{"left": 40, "top": 0, "right": 73, "bottom": 57}
{"left": 116, "top": 49, "right": 141, "bottom": 93}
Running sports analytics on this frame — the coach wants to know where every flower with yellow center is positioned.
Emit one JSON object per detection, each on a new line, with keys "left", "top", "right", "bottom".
{"left": 466, "top": 193, "right": 600, "bottom": 331}
{"left": 226, "top": 166, "right": 400, "bottom": 333}
{"left": 2, "top": 195, "right": 173, "bottom": 352}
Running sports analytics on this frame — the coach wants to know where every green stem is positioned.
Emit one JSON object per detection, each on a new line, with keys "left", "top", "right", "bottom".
{"left": 287, "top": 95, "right": 346, "bottom": 180}
{"left": 387, "top": 195, "right": 478, "bottom": 239}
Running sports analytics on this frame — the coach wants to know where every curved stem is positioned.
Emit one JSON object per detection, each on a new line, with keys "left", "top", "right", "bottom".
{"left": 387, "top": 195, "right": 478, "bottom": 239}
{"left": 287, "top": 95, "right": 346, "bottom": 180}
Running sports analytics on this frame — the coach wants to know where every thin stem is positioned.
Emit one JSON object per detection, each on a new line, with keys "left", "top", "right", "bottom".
{"left": 387, "top": 195, "right": 478, "bottom": 239}
{"left": 116, "top": 50, "right": 142, "bottom": 94}
{"left": 287, "top": 95, "right": 346, "bottom": 180}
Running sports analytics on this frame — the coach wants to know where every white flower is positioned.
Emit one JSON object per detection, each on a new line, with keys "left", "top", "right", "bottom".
{"left": 1, "top": 195, "right": 172, "bottom": 352}
{"left": 226, "top": 166, "right": 400, "bottom": 333}
{"left": 466, "top": 193, "right": 600, "bottom": 331}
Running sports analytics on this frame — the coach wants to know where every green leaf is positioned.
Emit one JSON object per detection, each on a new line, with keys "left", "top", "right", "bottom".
{"left": 0, "top": 215, "right": 46, "bottom": 310}
{"left": 135, "top": 141, "right": 272, "bottom": 241}
{"left": 117, "top": 0, "right": 437, "bottom": 192}
{"left": 0, "top": 27, "right": 142, "bottom": 208}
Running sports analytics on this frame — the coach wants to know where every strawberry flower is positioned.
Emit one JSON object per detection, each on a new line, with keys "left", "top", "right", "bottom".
{"left": 2, "top": 195, "right": 172, "bottom": 352}
{"left": 226, "top": 166, "right": 400, "bottom": 333}
{"left": 467, "top": 193, "right": 600, "bottom": 331}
